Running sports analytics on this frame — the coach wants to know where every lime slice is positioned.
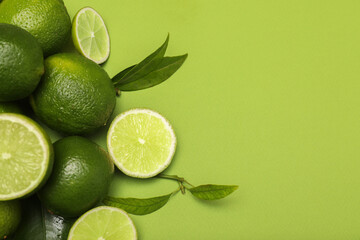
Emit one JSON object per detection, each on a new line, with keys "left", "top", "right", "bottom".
{"left": 72, "top": 7, "right": 110, "bottom": 64}
{"left": 0, "top": 113, "right": 53, "bottom": 200}
{"left": 68, "top": 206, "right": 137, "bottom": 240}
{"left": 107, "top": 109, "right": 176, "bottom": 178}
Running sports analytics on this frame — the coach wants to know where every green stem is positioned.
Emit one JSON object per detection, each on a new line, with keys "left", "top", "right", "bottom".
{"left": 157, "top": 174, "right": 184, "bottom": 182}
{"left": 156, "top": 174, "right": 195, "bottom": 189}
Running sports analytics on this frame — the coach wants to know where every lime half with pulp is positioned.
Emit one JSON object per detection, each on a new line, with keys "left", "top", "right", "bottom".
{"left": 107, "top": 109, "right": 176, "bottom": 178}
{"left": 0, "top": 113, "right": 53, "bottom": 200}
{"left": 68, "top": 206, "right": 137, "bottom": 240}
{"left": 72, "top": 7, "right": 110, "bottom": 64}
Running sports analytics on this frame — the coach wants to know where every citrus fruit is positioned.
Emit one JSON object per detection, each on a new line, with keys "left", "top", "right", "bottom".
{"left": 0, "top": 0, "right": 71, "bottom": 56}
{"left": 38, "top": 136, "right": 114, "bottom": 218}
{"left": 68, "top": 206, "right": 137, "bottom": 240}
{"left": 72, "top": 7, "right": 110, "bottom": 64}
{"left": 0, "top": 113, "right": 53, "bottom": 200}
{"left": 0, "top": 200, "right": 21, "bottom": 238}
{"left": 0, "top": 102, "right": 23, "bottom": 114}
{"left": 30, "top": 53, "right": 116, "bottom": 135}
{"left": 0, "top": 23, "right": 44, "bottom": 102}
{"left": 107, "top": 109, "right": 176, "bottom": 178}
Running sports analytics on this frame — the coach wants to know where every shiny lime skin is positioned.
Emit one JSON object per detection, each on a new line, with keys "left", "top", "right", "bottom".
{"left": 0, "top": 23, "right": 44, "bottom": 102}
{"left": 31, "top": 53, "right": 116, "bottom": 135}
{"left": 38, "top": 136, "right": 114, "bottom": 218}
{"left": 0, "top": 200, "right": 21, "bottom": 238}
{"left": 0, "top": 0, "right": 71, "bottom": 56}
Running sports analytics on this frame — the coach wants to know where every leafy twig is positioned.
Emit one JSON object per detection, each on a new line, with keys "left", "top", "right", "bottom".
{"left": 104, "top": 174, "right": 238, "bottom": 215}
{"left": 112, "top": 35, "right": 187, "bottom": 92}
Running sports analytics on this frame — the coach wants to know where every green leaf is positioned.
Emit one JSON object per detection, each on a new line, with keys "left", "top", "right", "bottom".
{"left": 111, "top": 65, "right": 135, "bottom": 84}
{"left": 12, "top": 197, "right": 75, "bottom": 240}
{"left": 113, "top": 34, "right": 169, "bottom": 86}
{"left": 103, "top": 193, "right": 172, "bottom": 215}
{"left": 118, "top": 54, "right": 188, "bottom": 91}
{"left": 189, "top": 185, "right": 238, "bottom": 200}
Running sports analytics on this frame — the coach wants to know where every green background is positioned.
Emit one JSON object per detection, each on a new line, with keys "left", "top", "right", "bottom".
{"left": 61, "top": 0, "right": 360, "bottom": 239}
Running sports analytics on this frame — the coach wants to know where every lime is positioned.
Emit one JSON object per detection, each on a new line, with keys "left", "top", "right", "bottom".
{"left": 0, "top": 23, "right": 44, "bottom": 102}
{"left": 0, "top": 113, "right": 53, "bottom": 200}
{"left": 38, "top": 136, "right": 114, "bottom": 218}
{"left": 30, "top": 53, "right": 116, "bottom": 135}
{"left": 0, "top": 102, "right": 23, "bottom": 114}
{"left": 0, "top": 200, "right": 21, "bottom": 238}
{"left": 0, "top": 0, "right": 71, "bottom": 56}
{"left": 68, "top": 206, "right": 137, "bottom": 240}
{"left": 72, "top": 7, "right": 110, "bottom": 64}
{"left": 107, "top": 109, "right": 176, "bottom": 178}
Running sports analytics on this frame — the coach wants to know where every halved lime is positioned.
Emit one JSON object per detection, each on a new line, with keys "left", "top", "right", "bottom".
{"left": 72, "top": 7, "right": 110, "bottom": 64}
{"left": 107, "top": 109, "right": 176, "bottom": 178}
{"left": 0, "top": 113, "right": 53, "bottom": 200}
{"left": 68, "top": 206, "right": 137, "bottom": 240}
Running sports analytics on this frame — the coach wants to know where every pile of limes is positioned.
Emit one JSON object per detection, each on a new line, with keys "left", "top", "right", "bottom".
{"left": 0, "top": 0, "right": 177, "bottom": 239}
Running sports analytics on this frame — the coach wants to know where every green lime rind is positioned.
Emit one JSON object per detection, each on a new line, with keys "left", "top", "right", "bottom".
{"left": 0, "top": 0, "right": 71, "bottom": 56}
{"left": 107, "top": 108, "right": 177, "bottom": 178}
{"left": 68, "top": 206, "right": 137, "bottom": 240}
{"left": 30, "top": 53, "right": 116, "bottom": 135}
{"left": 0, "top": 200, "right": 21, "bottom": 239}
{"left": 0, "top": 113, "right": 54, "bottom": 200}
{"left": 38, "top": 136, "right": 114, "bottom": 218}
{"left": 0, "top": 23, "right": 44, "bottom": 102}
{"left": 72, "top": 7, "right": 110, "bottom": 64}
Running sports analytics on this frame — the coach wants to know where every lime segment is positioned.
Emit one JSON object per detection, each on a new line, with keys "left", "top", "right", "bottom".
{"left": 68, "top": 206, "right": 137, "bottom": 240}
{"left": 107, "top": 109, "right": 176, "bottom": 178}
{"left": 0, "top": 113, "right": 53, "bottom": 200}
{"left": 72, "top": 7, "right": 110, "bottom": 64}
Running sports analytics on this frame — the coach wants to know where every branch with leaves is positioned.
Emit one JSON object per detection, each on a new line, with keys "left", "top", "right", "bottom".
{"left": 103, "top": 174, "right": 238, "bottom": 215}
{"left": 112, "top": 34, "right": 188, "bottom": 93}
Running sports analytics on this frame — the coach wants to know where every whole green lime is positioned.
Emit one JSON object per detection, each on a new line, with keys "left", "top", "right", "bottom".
{"left": 31, "top": 53, "right": 116, "bottom": 135}
{"left": 0, "top": 23, "right": 44, "bottom": 102}
{"left": 0, "top": 0, "right": 71, "bottom": 56}
{"left": 0, "top": 200, "right": 21, "bottom": 238}
{"left": 38, "top": 136, "right": 114, "bottom": 218}
{"left": 0, "top": 102, "right": 23, "bottom": 113}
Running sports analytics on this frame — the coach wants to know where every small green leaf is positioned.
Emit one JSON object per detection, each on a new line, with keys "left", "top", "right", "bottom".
{"left": 103, "top": 193, "right": 172, "bottom": 215}
{"left": 118, "top": 54, "right": 188, "bottom": 91}
{"left": 189, "top": 185, "right": 238, "bottom": 200}
{"left": 113, "top": 34, "right": 169, "bottom": 86}
{"left": 111, "top": 65, "right": 135, "bottom": 83}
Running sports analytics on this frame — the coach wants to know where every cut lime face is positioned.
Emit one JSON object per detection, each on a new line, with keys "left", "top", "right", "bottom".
{"left": 68, "top": 206, "right": 137, "bottom": 240}
{"left": 72, "top": 7, "right": 110, "bottom": 64}
{"left": 107, "top": 109, "right": 176, "bottom": 178}
{"left": 0, "top": 113, "right": 53, "bottom": 200}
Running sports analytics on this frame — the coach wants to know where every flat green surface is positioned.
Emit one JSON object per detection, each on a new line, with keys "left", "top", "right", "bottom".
{"left": 60, "top": 1, "right": 360, "bottom": 239}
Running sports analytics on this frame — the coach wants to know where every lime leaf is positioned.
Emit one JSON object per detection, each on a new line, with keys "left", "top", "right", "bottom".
{"left": 113, "top": 35, "right": 169, "bottom": 86}
{"left": 103, "top": 193, "right": 172, "bottom": 215}
{"left": 112, "top": 65, "right": 136, "bottom": 84}
{"left": 189, "top": 185, "right": 239, "bottom": 200}
{"left": 118, "top": 54, "right": 188, "bottom": 91}
{"left": 12, "top": 197, "right": 75, "bottom": 240}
